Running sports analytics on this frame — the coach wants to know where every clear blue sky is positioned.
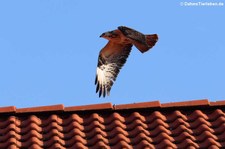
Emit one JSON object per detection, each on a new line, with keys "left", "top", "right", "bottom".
{"left": 0, "top": 1, "right": 224, "bottom": 108}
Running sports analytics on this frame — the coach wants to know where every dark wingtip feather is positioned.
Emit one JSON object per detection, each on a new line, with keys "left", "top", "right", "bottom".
{"left": 96, "top": 82, "right": 99, "bottom": 93}
{"left": 95, "top": 75, "right": 97, "bottom": 85}
{"left": 103, "top": 85, "right": 106, "bottom": 97}
{"left": 99, "top": 91, "right": 101, "bottom": 98}
{"left": 99, "top": 85, "right": 102, "bottom": 97}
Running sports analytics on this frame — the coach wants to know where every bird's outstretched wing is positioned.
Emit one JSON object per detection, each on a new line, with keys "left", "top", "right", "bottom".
{"left": 95, "top": 42, "right": 132, "bottom": 97}
{"left": 118, "top": 26, "right": 146, "bottom": 44}
{"left": 118, "top": 26, "right": 158, "bottom": 53}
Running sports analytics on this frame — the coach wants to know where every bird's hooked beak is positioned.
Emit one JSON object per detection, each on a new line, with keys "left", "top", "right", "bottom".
{"left": 100, "top": 31, "right": 117, "bottom": 38}
{"left": 99, "top": 33, "right": 106, "bottom": 38}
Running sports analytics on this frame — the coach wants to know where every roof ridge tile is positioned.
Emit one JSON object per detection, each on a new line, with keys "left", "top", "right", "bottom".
{"left": 0, "top": 100, "right": 225, "bottom": 114}
{"left": 114, "top": 101, "right": 160, "bottom": 110}
{"left": 65, "top": 103, "right": 113, "bottom": 111}
{"left": 0, "top": 106, "right": 16, "bottom": 113}
{"left": 210, "top": 100, "right": 225, "bottom": 106}
{"left": 161, "top": 99, "right": 209, "bottom": 108}
{"left": 16, "top": 104, "right": 64, "bottom": 113}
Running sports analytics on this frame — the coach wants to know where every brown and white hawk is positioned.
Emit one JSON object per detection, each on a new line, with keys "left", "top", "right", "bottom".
{"left": 95, "top": 26, "right": 158, "bottom": 97}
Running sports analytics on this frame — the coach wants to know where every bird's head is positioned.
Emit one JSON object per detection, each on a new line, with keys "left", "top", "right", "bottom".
{"left": 100, "top": 30, "right": 119, "bottom": 40}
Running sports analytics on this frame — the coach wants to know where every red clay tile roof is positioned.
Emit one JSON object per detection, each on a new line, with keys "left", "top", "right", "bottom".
{"left": 0, "top": 99, "right": 225, "bottom": 148}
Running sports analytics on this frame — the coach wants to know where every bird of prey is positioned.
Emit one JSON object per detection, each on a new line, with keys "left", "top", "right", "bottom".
{"left": 95, "top": 26, "right": 158, "bottom": 97}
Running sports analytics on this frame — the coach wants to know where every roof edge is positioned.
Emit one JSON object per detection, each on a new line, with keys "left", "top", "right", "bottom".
{"left": 114, "top": 101, "right": 161, "bottom": 110}
{"left": 161, "top": 99, "right": 209, "bottom": 108}
{"left": 1, "top": 99, "right": 225, "bottom": 114}
{"left": 65, "top": 103, "right": 113, "bottom": 112}
{"left": 210, "top": 100, "right": 225, "bottom": 106}
{"left": 0, "top": 106, "right": 16, "bottom": 113}
{"left": 16, "top": 104, "right": 64, "bottom": 113}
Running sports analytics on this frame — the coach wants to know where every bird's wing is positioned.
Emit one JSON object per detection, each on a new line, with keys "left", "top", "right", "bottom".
{"left": 95, "top": 42, "right": 132, "bottom": 97}
{"left": 118, "top": 26, "right": 146, "bottom": 44}
{"left": 118, "top": 26, "right": 158, "bottom": 53}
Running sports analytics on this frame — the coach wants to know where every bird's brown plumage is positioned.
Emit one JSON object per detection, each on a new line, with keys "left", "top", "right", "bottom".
{"left": 95, "top": 26, "right": 158, "bottom": 97}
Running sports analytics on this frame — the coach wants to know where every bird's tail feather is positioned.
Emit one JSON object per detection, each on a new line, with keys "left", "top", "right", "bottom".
{"left": 133, "top": 34, "right": 158, "bottom": 53}
{"left": 146, "top": 34, "right": 158, "bottom": 49}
